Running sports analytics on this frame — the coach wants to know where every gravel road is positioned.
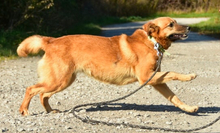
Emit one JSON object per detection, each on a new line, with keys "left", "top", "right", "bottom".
{"left": 1, "top": 17, "right": 220, "bottom": 133}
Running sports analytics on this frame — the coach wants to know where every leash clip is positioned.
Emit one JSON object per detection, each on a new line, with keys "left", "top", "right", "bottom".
{"left": 154, "top": 42, "right": 163, "bottom": 56}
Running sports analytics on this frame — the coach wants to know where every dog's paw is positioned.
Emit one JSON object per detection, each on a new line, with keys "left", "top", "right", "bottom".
{"left": 179, "top": 105, "right": 199, "bottom": 113}
{"left": 184, "top": 73, "right": 197, "bottom": 81}
{"left": 187, "top": 106, "right": 199, "bottom": 113}
{"left": 19, "top": 108, "right": 29, "bottom": 116}
{"left": 188, "top": 73, "right": 197, "bottom": 80}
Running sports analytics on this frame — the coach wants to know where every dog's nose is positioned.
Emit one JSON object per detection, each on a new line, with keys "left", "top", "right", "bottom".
{"left": 187, "top": 26, "right": 191, "bottom": 31}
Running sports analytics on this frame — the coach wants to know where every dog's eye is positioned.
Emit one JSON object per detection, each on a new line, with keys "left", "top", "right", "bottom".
{"left": 169, "top": 22, "right": 174, "bottom": 27}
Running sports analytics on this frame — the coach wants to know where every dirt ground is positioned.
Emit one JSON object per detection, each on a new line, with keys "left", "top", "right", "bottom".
{"left": 0, "top": 18, "right": 219, "bottom": 133}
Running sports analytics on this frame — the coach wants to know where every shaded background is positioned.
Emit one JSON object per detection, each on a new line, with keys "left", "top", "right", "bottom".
{"left": 1, "top": 0, "right": 219, "bottom": 31}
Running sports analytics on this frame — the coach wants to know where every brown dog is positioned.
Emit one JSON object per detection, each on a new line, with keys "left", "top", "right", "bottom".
{"left": 17, "top": 17, "right": 198, "bottom": 116}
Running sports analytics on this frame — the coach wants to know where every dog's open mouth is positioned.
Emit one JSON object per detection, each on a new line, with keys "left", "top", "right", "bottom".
{"left": 168, "top": 33, "right": 188, "bottom": 41}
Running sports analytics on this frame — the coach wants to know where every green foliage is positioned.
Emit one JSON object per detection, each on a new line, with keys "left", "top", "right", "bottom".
{"left": 0, "top": 0, "right": 54, "bottom": 30}
{"left": 2, "top": 0, "right": 219, "bottom": 31}
{"left": 190, "top": 14, "right": 220, "bottom": 39}
{"left": 0, "top": 30, "right": 32, "bottom": 55}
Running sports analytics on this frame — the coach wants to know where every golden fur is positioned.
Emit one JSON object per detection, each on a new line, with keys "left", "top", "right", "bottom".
{"left": 17, "top": 17, "right": 198, "bottom": 116}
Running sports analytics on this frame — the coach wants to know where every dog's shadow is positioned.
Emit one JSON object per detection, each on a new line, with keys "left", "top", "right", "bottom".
{"left": 83, "top": 103, "right": 220, "bottom": 116}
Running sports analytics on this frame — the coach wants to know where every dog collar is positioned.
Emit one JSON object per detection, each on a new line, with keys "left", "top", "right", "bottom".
{"left": 148, "top": 36, "right": 170, "bottom": 56}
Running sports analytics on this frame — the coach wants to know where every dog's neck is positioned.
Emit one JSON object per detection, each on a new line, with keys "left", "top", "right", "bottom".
{"left": 131, "top": 29, "right": 170, "bottom": 56}
{"left": 148, "top": 35, "right": 169, "bottom": 56}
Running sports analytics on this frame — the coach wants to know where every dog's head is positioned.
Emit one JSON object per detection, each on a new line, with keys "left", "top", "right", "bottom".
{"left": 143, "top": 17, "right": 190, "bottom": 49}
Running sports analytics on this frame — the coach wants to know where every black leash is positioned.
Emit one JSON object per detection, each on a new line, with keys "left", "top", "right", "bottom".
{"left": 72, "top": 53, "right": 219, "bottom": 132}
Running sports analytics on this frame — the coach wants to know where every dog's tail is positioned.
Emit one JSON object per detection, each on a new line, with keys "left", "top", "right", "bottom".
{"left": 17, "top": 35, "right": 54, "bottom": 57}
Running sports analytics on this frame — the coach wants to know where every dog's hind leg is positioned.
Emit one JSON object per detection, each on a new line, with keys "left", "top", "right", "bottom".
{"left": 39, "top": 93, "right": 54, "bottom": 113}
{"left": 39, "top": 74, "right": 76, "bottom": 113}
{"left": 19, "top": 83, "right": 49, "bottom": 116}
{"left": 19, "top": 54, "right": 76, "bottom": 116}
{"left": 20, "top": 73, "right": 76, "bottom": 116}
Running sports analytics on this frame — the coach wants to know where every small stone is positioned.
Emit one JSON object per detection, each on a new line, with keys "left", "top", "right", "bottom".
{"left": 26, "top": 121, "right": 32, "bottom": 125}
{"left": 17, "top": 128, "right": 25, "bottom": 132}
{"left": 65, "top": 126, "right": 72, "bottom": 129}
{"left": 145, "top": 114, "right": 151, "bottom": 118}
{"left": 184, "top": 121, "right": 190, "bottom": 124}
{"left": 79, "top": 109, "right": 86, "bottom": 113}
{"left": 144, "top": 120, "right": 154, "bottom": 124}
{"left": 134, "top": 113, "right": 141, "bottom": 117}
{"left": 166, "top": 121, "right": 172, "bottom": 125}
{"left": 2, "top": 128, "right": 8, "bottom": 132}
{"left": 16, "top": 120, "right": 23, "bottom": 124}
{"left": 116, "top": 126, "right": 122, "bottom": 129}
{"left": 3, "top": 100, "right": 9, "bottom": 104}
{"left": 56, "top": 101, "right": 61, "bottom": 106}
{"left": 27, "top": 128, "right": 34, "bottom": 132}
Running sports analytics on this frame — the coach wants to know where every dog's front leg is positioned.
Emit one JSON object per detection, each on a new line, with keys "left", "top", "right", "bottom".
{"left": 152, "top": 84, "right": 199, "bottom": 113}
{"left": 139, "top": 71, "right": 197, "bottom": 85}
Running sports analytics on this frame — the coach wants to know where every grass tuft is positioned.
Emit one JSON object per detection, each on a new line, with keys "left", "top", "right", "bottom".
{"left": 190, "top": 14, "right": 220, "bottom": 39}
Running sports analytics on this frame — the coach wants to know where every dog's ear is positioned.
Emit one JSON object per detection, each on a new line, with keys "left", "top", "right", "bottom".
{"left": 142, "top": 22, "right": 159, "bottom": 36}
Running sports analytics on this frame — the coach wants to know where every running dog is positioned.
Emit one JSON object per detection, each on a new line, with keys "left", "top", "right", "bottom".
{"left": 17, "top": 17, "right": 198, "bottom": 116}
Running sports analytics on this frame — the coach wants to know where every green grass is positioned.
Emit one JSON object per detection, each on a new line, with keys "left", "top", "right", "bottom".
{"left": 0, "top": 54, "right": 17, "bottom": 62}
{"left": 158, "top": 12, "right": 218, "bottom": 18}
{"left": 0, "top": 30, "right": 31, "bottom": 61}
{"left": 190, "top": 14, "right": 220, "bottom": 39}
